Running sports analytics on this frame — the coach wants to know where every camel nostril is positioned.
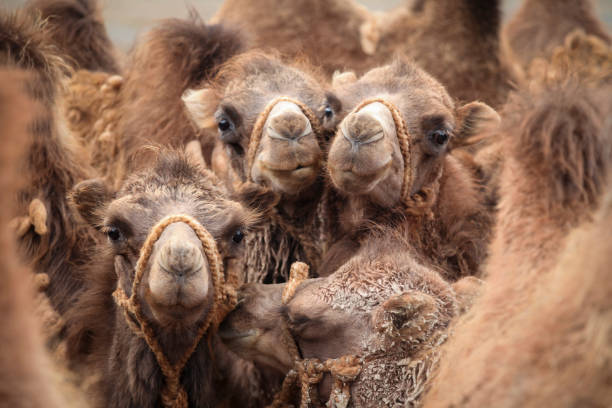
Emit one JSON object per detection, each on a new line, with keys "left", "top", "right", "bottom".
{"left": 266, "top": 101, "right": 313, "bottom": 141}
{"left": 343, "top": 111, "right": 385, "bottom": 146}
{"left": 159, "top": 239, "right": 204, "bottom": 277}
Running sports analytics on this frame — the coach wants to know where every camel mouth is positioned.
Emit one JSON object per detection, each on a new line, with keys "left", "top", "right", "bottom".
{"left": 258, "top": 160, "right": 317, "bottom": 174}
{"left": 218, "top": 327, "right": 258, "bottom": 342}
{"left": 330, "top": 159, "right": 392, "bottom": 194}
{"left": 257, "top": 161, "right": 320, "bottom": 194}
{"left": 147, "top": 293, "right": 210, "bottom": 325}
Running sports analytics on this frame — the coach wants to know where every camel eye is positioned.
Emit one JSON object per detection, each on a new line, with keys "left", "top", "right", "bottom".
{"left": 218, "top": 118, "right": 231, "bottom": 132}
{"left": 324, "top": 105, "right": 334, "bottom": 119}
{"left": 428, "top": 129, "right": 449, "bottom": 146}
{"left": 232, "top": 229, "right": 244, "bottom": 244}
{"left": 107, "top": 227, "right": 122, "bottom": 242}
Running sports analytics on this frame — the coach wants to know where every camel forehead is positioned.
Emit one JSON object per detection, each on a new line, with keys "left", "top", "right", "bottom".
{"left": 220, "top": 58, "right": 326, "bottom": 118}
{"left": 338, "top": 61, "right": 454, "bottom": 114}
{"left": 315, "top": 253, "right": 433, "bottom": 314}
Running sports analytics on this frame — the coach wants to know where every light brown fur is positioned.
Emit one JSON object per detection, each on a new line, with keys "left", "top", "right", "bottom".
{"left": 0, "top": 68, "right": 68, "bottom": 408}
{"left": 0, "top": 8, "right": 100, "bottom": 315}
{"left": 423, "top": 75, "right": 612, "bottom": 407}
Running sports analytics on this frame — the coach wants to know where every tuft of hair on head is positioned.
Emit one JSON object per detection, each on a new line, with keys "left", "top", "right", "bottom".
{"left": 233, "top": 181, "right": 280, "bottom": 223}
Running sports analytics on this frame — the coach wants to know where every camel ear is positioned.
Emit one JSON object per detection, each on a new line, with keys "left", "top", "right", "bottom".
{"left": 371, "top": 291, "right": 440, "bottom": 342}
{"left": 234, "top": 182, "right": 280, "bottom": 224}
{"left": 185, "top": 140, "right": 207, "bottom": 168}
{"left": 182, "top": 88, "right": 217, "bottom": 129}
{"left": 70, "top": 179, "right": 112, "bottom": 229}
{"left": 359, "top": 17, "right": 379, "bottom": 55}
{"left": 451, "top": 276, "right": 484, "bottom": 314}
{"left": 454, "top": 101, "right": 500, "bottom": 141}
{"left": 332, "top": 71, "right": 358, "bottom": 88}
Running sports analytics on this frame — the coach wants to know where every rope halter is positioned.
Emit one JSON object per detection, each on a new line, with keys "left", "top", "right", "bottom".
{"left": 346, "top": 98, "right": 442, "bottom": 216}
{"left": 113, "top": 214, "right": 238, "bottom": 408}
{"left": 246, "top": 96, "right": 324, "bottom": 182}
{"left": 269, "top": 262, "right": 362, "bottom": 408}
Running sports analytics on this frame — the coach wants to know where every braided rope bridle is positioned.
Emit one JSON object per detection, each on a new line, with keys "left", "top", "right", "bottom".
{"left": 347, "top": 98, "right": 442, "bottom": 216}
{"left": 268, "top": 262, "right": 362, "bottom": 408}
{"left": 112, "top": 214, "right": 238, "bottom": 408}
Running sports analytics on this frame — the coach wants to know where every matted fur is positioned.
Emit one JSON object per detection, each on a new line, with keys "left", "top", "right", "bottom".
{"left": 423, "top": 78, "right": 612, "bottom": 407}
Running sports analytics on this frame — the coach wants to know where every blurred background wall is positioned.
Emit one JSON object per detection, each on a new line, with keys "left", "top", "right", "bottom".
{"left": 4, "top": 0, "right": 612, "bottom": 52}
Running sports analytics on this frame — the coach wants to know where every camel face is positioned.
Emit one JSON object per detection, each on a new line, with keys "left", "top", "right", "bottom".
{"left": 220, "top": 242, "right": 460, "bottom": 403}
{"left": 73, "top": 153, "right": 254, "bottom": 327}
{"left": 220, "top": 279, "right": 367, "bottom": 375}
{"left": 328, "top": 60, "right": 457, "bottom": 207}
{"left": 186, "top": 53, "right": 336, "bottom": 196}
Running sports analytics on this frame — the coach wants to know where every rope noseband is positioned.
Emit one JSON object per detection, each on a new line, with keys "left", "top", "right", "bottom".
{"left": 347, "top": 98, "right": 442, "bottom": 216}
{"left": 269, "top": 262, "right": 362, "bottom": 408}
{"left": 113, "top": 214, "right": 237, "bottom": 408}
{"left": 246, "top": 96, "right": 324, "bottom": 182}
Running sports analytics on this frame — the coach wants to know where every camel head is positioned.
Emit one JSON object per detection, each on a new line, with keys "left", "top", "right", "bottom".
{"left": 183, "top": 52, "right": 340, "bottom": 198}
{"left": 327, "top": 59, "right": 500, "bottom": 208}
{"left": 70, "top": 151, "right": 265, "bottom": 329}
{"left": 219, "top": 239, "right": 468, "bottom": 404}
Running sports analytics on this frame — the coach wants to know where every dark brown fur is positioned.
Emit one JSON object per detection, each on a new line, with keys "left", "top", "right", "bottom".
{"left": 1, "top": 9, "right": 99, "bottom": 315}
{"left": 116, "top": 15, "right": 244, "bottom": 182}
{"left": 215, "top": 0, "right": 515, "bottom": 107}
{"left": 504, "top": 0, "right": 611, "bottom": 70}
{"left": 424, "top": 77, "right": 612, "bottom": 406}
{"left": 24, "top": 0, "right": 120, "bottom": 73}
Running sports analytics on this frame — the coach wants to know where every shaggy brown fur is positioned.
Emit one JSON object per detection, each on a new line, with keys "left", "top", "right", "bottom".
{"left": 214, "top": 0, "right": 515, "bottom": 107}
{"left": 470, "top": 29, "right": 612, "bottom": 213}
{"left": 0, "top": 9, "right": 99, "bottom": 315}
{"left": 184, "top": 51, "right": 338, "bottom": 283}
{"left": 64, "top": 151, "right": 279, "bottom": 407}
{"left": 115, "top": 15, "right": 244, "bottom": 185}
{"left": 503, "top": 0, "right": 611, "bottom": 71}
{"left": 322, "top": 59, "right": 498, "bottom": 281}
{"left": 0, "top": 68, "right": 67, "bottom": 408}
{"left": 423, "top": 77, "right": 612, "bottom": 406}
{"left": 24, "top": 0, "right": 120, "bottom": 73}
